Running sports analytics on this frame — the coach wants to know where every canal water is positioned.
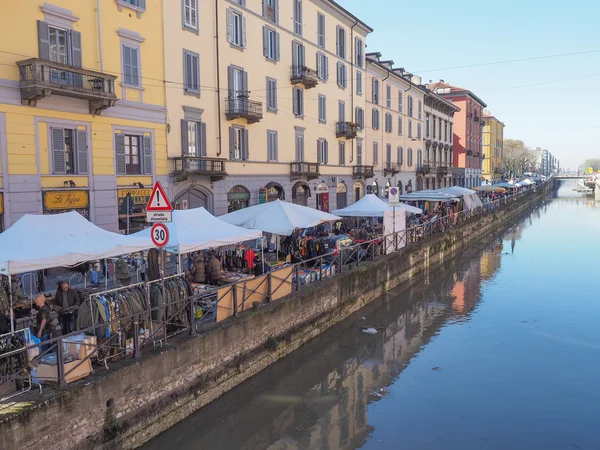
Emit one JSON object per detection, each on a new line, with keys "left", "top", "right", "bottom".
{"left": 143, "top": 182, "right": 600, "bottom": 450}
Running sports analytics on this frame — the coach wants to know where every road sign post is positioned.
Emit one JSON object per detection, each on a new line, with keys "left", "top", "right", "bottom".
{"left": 388, "top": 187, "right": 400, "bottom": 251}
{"left": 146, "top": 181, "right": 173, "bottom": 223}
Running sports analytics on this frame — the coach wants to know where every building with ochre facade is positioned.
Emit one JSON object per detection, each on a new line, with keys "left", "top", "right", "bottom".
{"left": 0, "top": 0, "right": 167, "bottom": 233}
{"left": 482, "top": 113, "right": 505, "bottom": 184}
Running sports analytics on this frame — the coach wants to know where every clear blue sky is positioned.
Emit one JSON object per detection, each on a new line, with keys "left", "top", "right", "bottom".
{"left": 339, "top": 0, "right": 600, "bottom": 169}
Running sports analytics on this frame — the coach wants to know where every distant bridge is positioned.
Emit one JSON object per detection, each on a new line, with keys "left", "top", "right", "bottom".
{"left": 554, "top": 175, "right": 589, "bottom": 180}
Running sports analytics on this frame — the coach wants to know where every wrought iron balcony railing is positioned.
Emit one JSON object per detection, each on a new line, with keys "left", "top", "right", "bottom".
{"left": 290, "top": 65, "right": 318, "bottom": 89}
{"left": 290, "top": 162, "right": 320, "bottom": 180}
{"left": 336, "top": 122, "right": 359, "bottom": 139}
{"left": 353, "top": 165, "right": 374, "bottom": 179}
{"left": 171, "top": 157, "right": 227, "bottom": 182}
{"left": 225, "top": 96, "right": 263, "bottom": 123}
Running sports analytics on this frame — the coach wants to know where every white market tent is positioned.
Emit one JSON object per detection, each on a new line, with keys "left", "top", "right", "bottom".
{"left": 436, "top": 187, "right": 484, "bottom": 209}
{"left": 398, "top": 190, "right": 457, "bottom": 203}
{"left": 133, "top": 207, "right": 262, "bottom": 254}
{"left": 220, "top": 200, "right": 340, "bottom": 236}
{"left": 332, "top": 194, "right": 422, "bottom": 217}
{"left": 0, "top": 211, "right": 155, "bottom": 275}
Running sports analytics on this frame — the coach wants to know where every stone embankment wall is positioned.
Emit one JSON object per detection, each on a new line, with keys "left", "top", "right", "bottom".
{"left": 0, "top": 182, "right": 553, "bottom": 450}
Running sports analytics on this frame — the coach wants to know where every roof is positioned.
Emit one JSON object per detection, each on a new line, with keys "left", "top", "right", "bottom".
{"left": 428, "top": 81, "right": 487, "bottom": 107}
{"left": 483, "top": 114, "right": 506, "bottom": 127}
{"left": 424, "top": 89, "right": 461, "bottom": 113}
{"left": 323, "top": 0, "right": 374, "bottom": 33}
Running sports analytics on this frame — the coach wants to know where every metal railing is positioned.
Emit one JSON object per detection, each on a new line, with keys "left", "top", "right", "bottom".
{"left": 0, "top": 183, "right": 544, "bottom": 393}
{"left": 353, "top": 165, "right": 374, "bottom": 179}
{"left": 225, "top": 97, "right": 263, "bottom": 123}
{"left": 171, "top": 157, "right": 227, "bottom": 176}
{"left": 336, "top": 122, "right": 359, "bottom": 139}
{"left": 290, "top": 162, "right": 320, "bottom": 180}
{"left": 290, "top": 65, "right": 318, "bottom": 87}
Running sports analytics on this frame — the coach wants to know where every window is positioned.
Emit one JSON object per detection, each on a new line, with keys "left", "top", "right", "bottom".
{"left": 263, "top": 0, "right": 279, "bottom": 23}
{"left": 355, "top": 107, "right": 364, "bottom": 129}
{"left": 318, "top": 94, "right": 326, "bottom": 123}
{"left": 356, "top": 140, "right": 363, "bottom": 165}
{"left": 337, "top": 63, "right": 347, "bottom": 88}
{"left": 293, "top": 87, "right": 304, "bottom": 117}
{"left": 316, "top": 52, "right": 328, "bottom": 80}
{"left": 444, "top": 121, "right": 448, "bottom": 142}
{"left": 292, "top": 41, "right": 305, "bottom": 68}
{"left": 407, "top": 95, "right": 413, "bottom": 117}
{"left": 183, "top": 50, "right": 200, "bottom": 95}
{"left": 295, "top": 128, "right": 305, "bottom": 161}
{"left": 355, "top": 37, "right": 363, "bottom": 68}
{"left": 50, "top": 127, "right": 88, "bottom": 175}
{"left": 293, "top": 0, "right": 302, "bottom": 35}
{"left": 407, "top": 148, "right": 413, "bottom": 166}
{"left": 125, "top": 135, "right": 141, "bottom": 174}
{"left": 229, "top": 127, "right": 248, "bottom": 160}
{"left": 338, "top": 100, "right": 345, "bottom": 123}
{"left": 318, "top": 139, "right": 328, "bottom": 164}
{"left": 267, "top": 130, "right": 278, "bottom": 161}
{"left": 356, "top": 70, "right": 362, "bottom": 95}
{"left": 181, "top": 119, "right": 206, "bottom": 157}
{"left": 317, "top": 13, "right": 325, "bottom": 48}
{"left": 397, "top": 146, "right": 403, "bottom": 165}
{"left": 417, "top": 123, "right": 422, "bottom": 139}
{"left": 398, "top": 90, "right": 403, "bottom": 113}
{"left": 417, "top": 149, "right": 422, "bottom": 167}
{"left": 386, "top": 144, "right": 392, "bottom": 165}
{"left": 398, "top": 116, "right": 403, "bottom": 135}
{"left": 385, "top": 113, "right": 392, "bottom": 133}
{"left": 425, "top": 114, "right": 430, "bottom": 137}
{"left": 336, "top": 26, "right": 346, "bottom": 59}
{"left": 263, "top": 26, "right": 280, "bottom": 61}
{"left": 372, "top": 78, "right": 379, "bottom": 104}
{"left": 339, "top": 141, "right": 346, "bottom": 166}
{"left": 386, "top": 84, "right": 391, "bottom": 109}
{"left": 183, "top": 0, "right": 198, "bottom": 31}
{"left": 266, "top": 77, "right": 277, "bottom": 112}
{"left": 48, "top": 26, "right": 69, "bottom": 64}
{"left": 432, "top": 116, "right": 436, "bottom": 138}
{"left": 122, "top": 45, "right": 140, "bottom": 86}
{"left": 439, "top": 120, "right": 442, "bottom": 140}
{"left": 418, "top": 100, "right": 422, "bottom": 119}
{"left": 373, "top": 142, "right": 378, "bottom": 164}
{"left": 372, "top": 109, "right": 380, "bottom": 130}
{"left": 116, "top": 132, "right": 152, "bottom": 175}
{"left": 408, "top": 120, "right": 412, "bottom": 138}
{"left": 227, "top": 8, "right": 246, "bottom": 48}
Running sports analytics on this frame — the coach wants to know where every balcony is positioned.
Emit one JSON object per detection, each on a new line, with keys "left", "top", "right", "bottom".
{"left": 290, "top": 65, "right": 318, "bottom": 89}
{"left": 417, "top": 164, "right": 432, "bottom": 175}
{"left": 437, "top": 166, "right": 449, "bottom": 176}
{"left": 171, "top": 156, "right": 228, "bottom": 182}
{"left": 16, "top": 58, "right": 117, "bottom": 114}
{"left": 336, "top": 122, "right": 359, "bottom": 139}
{"left": 384, "top": 162, "right": 400, "bottom": 177}
{"left": 353, "top": 165, "right": 374, "bottom": 179}
{"left": 290, "top": 162, "right": 320, "bottom": 181}
{"left": 225, "top": 95, "right": 263, "bottom": 123}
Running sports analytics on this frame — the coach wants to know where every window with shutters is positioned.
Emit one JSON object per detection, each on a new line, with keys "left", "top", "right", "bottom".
{"left": 417, "top": 123, "right": 422, "bottom": 139}
{"left": 372, "top": 109, "right": 380, "bottom": 130}
{"left": 336, "top": 26, "right": 346, "bottom": 59}
{"left": 372, "top": 78, "right": 379, "bottom": 104}
{"left": 338, "top": 101, "right": 345, "bottom": 123}
{"left": 124, "top": 135, "right": 142, "bottom": 174}
{"left": 181, "top": 119, "right": 206, "bottom": 157}
{"left": 398, "top": 90, "right": 403, "bottom": 113}
{"left": 48, "top": 26, "right": 69, "bottom": 64}
{"left": 398, "top": 116, "right": 403, "bottom": 135}
{"left": 50, "top": 127, "right": 88, "bottom": 175}
{"left": 122, "top": 45, "right": 140, "bottom": 86}
{"left": 116, "top": 0, "right": 146, "bottom": 14}
{"left": 385, "top": 113, "right": 392, "bottom": 133}
{"left": 373, "top": 142, "right": 378, "bottom": 164}
{"left": 115, "top": 132, "right": 152, "bottom": 175}
{"left": 339, "top": 141, "right": 346, "bottom": 166}
{"left": 386, "top": 85, "right": 391, "bottom": 109}
{"left": 266, "top": 77, "right": 277, "bottom": 112}
{"left": 183, "top": 0, "right": 198, "bottom": 31}
{"left": 317, "top": 13, "right": 325, "bottom": 48}
{"left": 267, "top": 130, "right": 278, "bottom": 161}
{"left": 356, "top": 140, "right": 363, "bottom": 165}
{"left": 386, "top": 144, "right": 392, "bottom": 165}
{"left": 183, "top": 50, "right": 200, "bottom": 95}
{"left": 418, "top": 100, "right": 422, "bottom": 119}
{"left": 318, "top": 139, "right": 328, "bottom": 164}
{"left": 293, "top": 87, "right": 304, "bottom": 117}
{"left": 397, "top": 146, "right": 403, "bottom": 165}
{"left": 293, "top": 0, "right": 302, "bottom": 35}
{"left": 316, "top": 52, "right": 328, "bottom": 80}
{"left": 318, "top": 94, "right": 326, "bottom": 123}
{"left": 263, "top": 0, "right": 279, "bottom": 23}
{"left": 356, "top": 70, "right": 362, "bottom": 95}
{"left": 408, "top": 120, "right": 413, "bottom": 138}
{"left": 263, "top": 26, "right": 279, "bottom": 61}
{"left": 407, "top": 95, "right": 413, "bottom": 117}
{"left": 295, "top": 129, "right": 305, "bottom": 162}
{"left": 227, "top": 8, "right": 245, "bottom": 48}
{"left": 355, "top": 107, "right": 364, "bottom": 130}
{"left": 337, "top": 63, "right": 346, "bottom": 88}
{"left": 230, "top": 127, "right": 247, "bottom": 161}
{"left": 425, "top": 114, "right": 430, "bottom": 137}
{"left": 355, "top": 37, "right": 363, "bottom": 68}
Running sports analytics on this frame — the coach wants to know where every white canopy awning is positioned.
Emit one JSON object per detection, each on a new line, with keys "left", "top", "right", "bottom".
{"left": 435, "top": 187, "right": 484, "bottom": 209}
{"left": 220, "top": 200, "right": 341, "bottom": 236}
{"left": 332, "top": 194, "right": 422, "bottom": 216}
{"left": 133, "top": 207, "right": 262, "bottom": 254}
{"left": 398, "top": 190, "right": 457, "bottom": 203}
{"left": 0, "top": 212, "right": 155, "bottom": 275}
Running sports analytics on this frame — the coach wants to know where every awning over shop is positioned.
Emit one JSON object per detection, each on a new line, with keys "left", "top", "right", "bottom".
{"left": 133, "top": 207, "right": 262, "bottom": 254}
{"left": 398, "top": 190, "right": 457, "bottom": 202}
{"left": 473, "top": 185, "right": 506, "bottom": 193}
{"left": 332, "top": 194, "right": 421, "bottom": 216}
{"left": 220, "top": 199, "right": 340, "bottom": 236}
{"left": 436, "top": 187, "right": 484, "bottom": 209}
{"left": 0, "top": 211, "right": 154, "bottom": 275}
{"left": 495, "top": 182, "right": 519, "bottom": 189}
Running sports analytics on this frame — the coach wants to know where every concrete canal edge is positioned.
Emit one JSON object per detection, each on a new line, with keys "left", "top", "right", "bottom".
{"left": 0, "top": 182, "right": 555, "bottom": 450}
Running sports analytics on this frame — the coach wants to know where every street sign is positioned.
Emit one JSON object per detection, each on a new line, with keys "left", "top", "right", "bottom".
{"left": 388, "top": 186, "right": 400, "bottom": 206}
{"left": 146, "top": 181, "right": 173, "bottom": 223}
{"left": 150, "top": 223, "right": 169, "bottom": 247}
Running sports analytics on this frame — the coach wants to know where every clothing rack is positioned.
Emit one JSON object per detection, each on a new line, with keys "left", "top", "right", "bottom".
{"left": 0, "top": 327, "right": 43, "bottom": 402}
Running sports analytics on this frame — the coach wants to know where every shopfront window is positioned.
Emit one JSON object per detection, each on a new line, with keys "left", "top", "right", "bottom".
{"left": 353, "top": 181, "right": 364, "bottom": 202}
{"left": 292, "top": 182, "right": 310, "bottom": 206}
{"left": 228, "top": 185, "right": 250, "bottom": 213}
{"left": 265, "top": 182, "right": 284, "bottom": 202}
{"left": 336, "top": 182, "right": 347, "bottom": 209}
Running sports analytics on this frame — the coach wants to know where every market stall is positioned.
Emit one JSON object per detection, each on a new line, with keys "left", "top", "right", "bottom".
{"left": 435, "top": 187, "right": 484, "bottom": 210}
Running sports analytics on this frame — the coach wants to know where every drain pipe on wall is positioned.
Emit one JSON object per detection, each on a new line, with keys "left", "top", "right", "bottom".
{"left": 215, "top": 0, "right": 223, "bottom": 156}
{"left": 96, "top": 0, "right": 104, "bottom": 72}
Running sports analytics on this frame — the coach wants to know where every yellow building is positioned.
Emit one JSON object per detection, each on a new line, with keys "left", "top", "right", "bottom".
{"left": 0, "top": 0, "right": 167, "bottom": 232}
{"left": 163, "top": 0, "right": 372, "bottom": 215}
{"left": 482, "top": 113, "right": 505, "bottom": 184}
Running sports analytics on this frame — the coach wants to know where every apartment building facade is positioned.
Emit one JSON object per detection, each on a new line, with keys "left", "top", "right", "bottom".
{"left": 423, "top": 89, "right": 459, "bottom": 190}
{"left": 0, "top": 0, "right": 167, "bottom": 233}
{"left": 365, "top": 53, "right": 425, "bottom": 196}
{"left": 429, "top": 81, "right": 487, "bottom": 189}
{"left": 482, "top": 113, "right": 505, "bottom": 184}
{"left": 166, "top": 0, "right": 372, "bottom": 216}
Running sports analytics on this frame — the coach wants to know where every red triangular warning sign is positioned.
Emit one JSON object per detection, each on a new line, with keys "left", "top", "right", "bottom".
{"left": 146, "top": 181, "right": 173, "bottom": 211}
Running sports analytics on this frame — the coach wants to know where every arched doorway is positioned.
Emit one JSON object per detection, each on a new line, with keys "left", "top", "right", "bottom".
{"left": 265, "top": 182, "right": 284, "bottom": 202}
{"left": 367, "top": 180, "right": 379, "bottom": 197}
{"left": 416, "top": 175, "right": 424, "bottom": 191}
{"left": 174, "top": 184, "right": 212, "bottom": 212}
{"left": 397, "top": 180, "right": 403, "bottom": 195}
{"left": 353, "top": 181, "right": 364, "bottom": 202}
{"left": 406, "top": 180, "right": 413, "bottom": 193}
{"left": 336, "top": 182, "right": 347, "bottom": 209}
{"left": 292, "top": 182, "right": 310, "bottom": 206}
{"left": 315, "top": 182, "right": 329, "bottom": 212}
{"left": 227, "top": 185, "right": 250, "bottom": 213}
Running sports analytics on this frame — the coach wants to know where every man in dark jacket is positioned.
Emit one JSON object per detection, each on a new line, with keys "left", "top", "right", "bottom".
{"left": 206, "top": 252, "right": 222, "bottom": 285}
{"left": 190, "top": 256, "right": 207, "bottom": 283}
{"left": 55, "top": 281, "right": 79, "bottom": 334}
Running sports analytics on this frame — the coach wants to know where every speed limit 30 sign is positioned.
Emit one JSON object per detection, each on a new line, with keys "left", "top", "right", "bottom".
{"left": 151, "top": 223, "right": 169, "bottom": 247}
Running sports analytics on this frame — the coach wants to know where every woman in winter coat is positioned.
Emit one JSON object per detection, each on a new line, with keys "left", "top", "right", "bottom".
{"left": 190, "top": 256, "right": 207, "bottom": 283}
{"left": 206, "top": 252, "right": 222, "bottom": 285}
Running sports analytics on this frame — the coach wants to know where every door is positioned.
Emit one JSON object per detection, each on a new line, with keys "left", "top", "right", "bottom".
{"left": 232, "top": 68, "right": 244, "bottom": 113}
{"left": 357, "top": 143, "right": 362, "bottom": 165}
{"left": 293, "top": 42, "right": 305, "bottom": 75}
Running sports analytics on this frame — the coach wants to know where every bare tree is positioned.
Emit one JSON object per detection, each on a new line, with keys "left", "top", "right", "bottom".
{"left": 503, "top": 139, "right": 537, "bottom": 177}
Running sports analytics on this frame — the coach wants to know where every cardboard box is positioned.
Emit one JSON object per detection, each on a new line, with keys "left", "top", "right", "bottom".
{"left": 63, "top": 336, "right": 97, "bottom": 361}
{"left": 36, "top": 358, "right": 93, "bottom": 384}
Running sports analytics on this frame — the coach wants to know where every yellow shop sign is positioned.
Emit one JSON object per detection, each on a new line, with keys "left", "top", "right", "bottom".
{"left": 43, "top": 190, "right": 89, "bottom": 211}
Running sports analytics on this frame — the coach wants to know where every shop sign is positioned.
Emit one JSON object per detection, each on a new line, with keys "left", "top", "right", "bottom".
{"left": 43, "top": 190, "right": 89, "bottom": 211}
{"left": 336, "top": 183, "right": 346, "bottom": 193}
{"left": 258, "top": 187, "right": 267, "bottom": 204}
{"left": 0, "top": 192, "right": 3, "bottom": 215}
{"left": 117, "top": 188, "right": 152, "bottom": 207}
{"left": 315, "top": 183, "right": 329, "bottom": 194}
